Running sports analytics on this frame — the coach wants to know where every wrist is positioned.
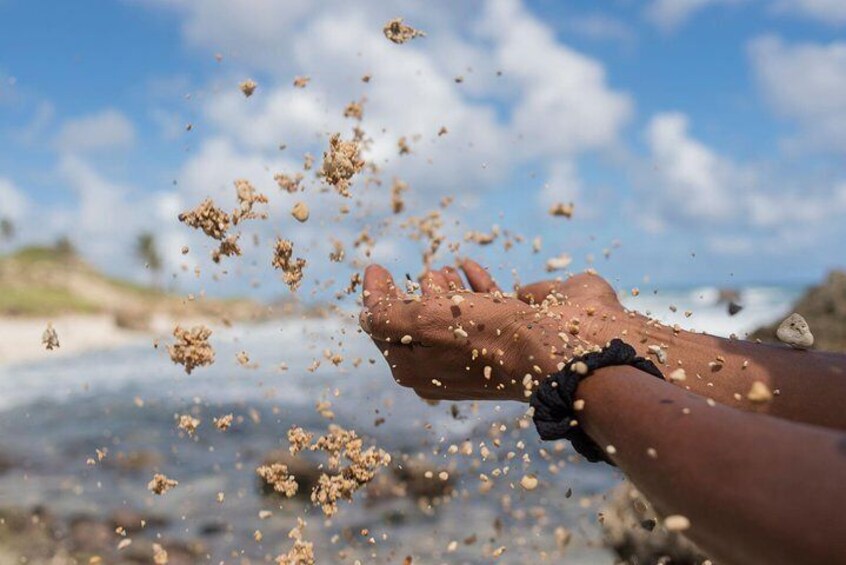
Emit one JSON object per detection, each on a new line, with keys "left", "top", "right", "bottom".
{"left": 582, "top": 306, "right": 636, "bottom": 344}
{"left": 529, "top": 339, "right": 666, "bottom": 464}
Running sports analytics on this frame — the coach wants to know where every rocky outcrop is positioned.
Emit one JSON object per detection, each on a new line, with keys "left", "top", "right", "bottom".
{"left": 750, "top": 271, "right": 846, "bottom": 353}
{"left": 0, "top": 451, "right": 13, "bottom": 475}
{"left": 600, "top": 484, "right": 711, "bottom": 565}
{"left": 0, "top": 506, "right": 202, "bottom": 565}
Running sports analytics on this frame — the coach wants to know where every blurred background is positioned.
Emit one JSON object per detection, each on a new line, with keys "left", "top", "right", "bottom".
{"left": 1, "top": 0, "right": 844, "bottom": 563}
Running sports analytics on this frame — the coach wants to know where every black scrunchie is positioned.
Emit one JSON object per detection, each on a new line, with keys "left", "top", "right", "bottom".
{"left": 529, "top": 338, "right": 664, "bottom": 465}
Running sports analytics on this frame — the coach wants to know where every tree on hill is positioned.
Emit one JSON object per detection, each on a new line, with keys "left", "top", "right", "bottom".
{"left": 0, "top": 218, "right": 14, "bottom": 242}
{"left": 54, "top": 236, "right": 77, "bottom": 260}
{"left": 136, "top": 232, "right": 163, "bottom": 288}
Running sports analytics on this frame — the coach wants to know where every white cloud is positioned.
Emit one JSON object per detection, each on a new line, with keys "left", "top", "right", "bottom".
{"left": 771, "top": 0, "right": 846, "bottom": 25}
{"left": 149, "top": 0, "right": 315, "bottom": 71}
{"left": 54, "top": 109, "right": 136, "bottom": 153}
{"left": 58, "top": 155, "right": 132, "bottom": 240}
{"left": 479, "top": 0, "right": 633, "bottom": 156}
{"left": 177, "top": 136, "right": 289, "bottom": 202}
{"left": 706, "top": 234, "right": 757, "bottom": 255}
{"left": 645, "top": 0, "right": 740, "bottom": 31}
{"left": 149, "top": 108, "right": 187, "bottom": 141}
{"left": 0, "top": 177, "right": 28, "bottom": 220}
{"left": 644, "top": 112, "right": 746, "bottom": 223}
{"left": 148, "top": 0, "right": 631, "bottom": 223}
{"left": 641, "top": 111, "right": 846, "bottom": 255}
{"left": 55, "top": 155, "right": 194, "bottom": 280}
{"left": 15, "top": 101, "right": 55, "bottom": 145}
{"left": 749, "top": 35, "right": 846, "bottom": 152}
{"left": 538, "top": 160, "right": 581, "bottom": 208}
{"left": 742, "top": 180, "right": 846, "bottom": 249}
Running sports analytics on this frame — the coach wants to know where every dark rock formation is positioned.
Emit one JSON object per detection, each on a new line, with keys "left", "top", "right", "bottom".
{"left": 0, "top": 506, "right": 203, "bottom": 564}
{"left": 600, "top": 483, "right": 711, "bottom": 565}
{"left": 749, "top": 271, "right": 846, "bottom": 353}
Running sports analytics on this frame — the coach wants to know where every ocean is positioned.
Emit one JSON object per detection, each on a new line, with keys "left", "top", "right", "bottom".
{"left": 0, "top": 284, "right": 802, "bottom": 563}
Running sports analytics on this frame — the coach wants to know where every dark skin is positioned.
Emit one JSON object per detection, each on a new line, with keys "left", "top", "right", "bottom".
{"left": 360, "top": 262, "right": 621, "bottom": 401}
{"left": 363, "top": 259, "right": 846, "bottom": 428}
{"left": 360, "top": 259, "right": 846, "bottom": 565}
{"left": 579, "top": 366, "right": 846, "bottom": 565}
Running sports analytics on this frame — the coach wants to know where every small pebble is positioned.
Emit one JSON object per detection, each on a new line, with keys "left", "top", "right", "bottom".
{"left": 664, "top": 514, "right": 691, "bottom": 532}
{"left": 291, "top": 201, "right": 310, "bottom": 222}
{"left": 669, "top": 368, "right": 686, "bottom": 382}
{"left": 776, "top": 313, "right": 814, "bottom": 349}
{"left": 747, "top": 381, "right": 773, "bottom": 403}
{"left": 520, "top": 474, "right": 539, "bottom": 491}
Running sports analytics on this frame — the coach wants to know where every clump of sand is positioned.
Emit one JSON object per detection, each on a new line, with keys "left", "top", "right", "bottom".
{"left": 167, "top": 325, "right": 215, "bottom": 374}
{"left": 211, "top": 234, "right": 241, "bottom": 264}
{"left": 272, "top": 239, "right": 307, "bottom": 291}
{"left": 213, "top": 413, "right": 234, "bottom": 430}
{"left": 328, "top": 239, "right": 345, "bottom": 262}
{"left": 179, "top": 181, "right": 267, "bottom": 263}
{"left": 42, "top": 323, "right": 59, "bottom": 350}
{"left": 152, "top": 543, "right": 168, "bottom": 564}
{"left": 343, "top": 99, "right": 365, "bottom": 121}
{"left": 177, "top": 414, "right": 200, "bottom": 435}
{"left": 383, "top": 18, "right": 426, "bottom": 44}
{"left": 232, "top": 179, "right": 269, "bottom": 224}
{"left": 391, "top": 179, "right": 408, "bottom": 214}
{"left": 545, "top": 253, "right": 573, "bottom": 272}
{"left": 319, "top": 133, "right": 364, "bottom": 197}
{"left": 178, "top": 198, "right": 243, "bottom": 263}
{"left": 178, "top": 198, "right": 230, "bottom": 240}
{"left": 307, "top": 425, "right": 391, "bottom": 517}
{"left": 275, "top": 172, "right": 304, "bottom": 193}
{"left": 549, "top": 202, "right": 574, "bottom": 218}
{"left": 288, "top": 426, "right": 313, "bottom": 454}
{"left": 276, "top": 518, "right": 314, "bottom": 564}
{"left": 240, "top": 79, "right": 257, "bottom": 97}
{"left": 256, "top": 463, "right": 298, "bottom": 497}
{"left": 147, "top": 473, "right": 178, "bottom": 495}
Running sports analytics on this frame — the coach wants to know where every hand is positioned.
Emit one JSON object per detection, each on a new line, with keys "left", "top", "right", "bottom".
{"left": 359, "top": 258, "right": 623, "bottom": 402}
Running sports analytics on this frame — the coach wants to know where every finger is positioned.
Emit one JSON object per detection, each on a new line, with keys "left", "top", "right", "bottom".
{"left": 440, "top": 266, "right": 465, "bottom": 291}
{"left": 363, "top": 264, "right": 400, "bottom": 308}
{"left": 420, "top": 270, "right": 449, "bottom": 296}
{"left": 460, "top": 258, "right": 500, "bottom": 293}
{"left": 557, "top": 272, "right": 620, "bottom": 310}
{"left": 361, "top": 297, "right": 423, "bottom": 342}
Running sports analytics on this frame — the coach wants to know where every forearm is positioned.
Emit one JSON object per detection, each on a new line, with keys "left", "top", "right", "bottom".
{"left": 591, "top": 311, "right": 846, "bottom": 429}
{"left": 576, "top": 366, "right": 846, "bottom": 565}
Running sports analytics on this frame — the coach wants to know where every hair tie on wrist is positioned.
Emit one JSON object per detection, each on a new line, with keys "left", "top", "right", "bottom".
{"left": 529, "top": 338, "right": 664, "bottom": 465}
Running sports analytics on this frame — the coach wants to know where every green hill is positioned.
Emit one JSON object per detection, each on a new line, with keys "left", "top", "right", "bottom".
{"left": 0, "top": 245, "right": 269, "bottom": 323}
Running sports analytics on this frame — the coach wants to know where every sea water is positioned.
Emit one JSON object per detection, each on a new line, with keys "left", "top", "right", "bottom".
{"left": 0, "top": 284, "right": 801, "bottom": 562}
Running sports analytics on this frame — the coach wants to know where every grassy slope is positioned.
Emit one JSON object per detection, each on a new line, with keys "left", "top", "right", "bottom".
{"left": 0, "top": 245, "right": 268, "bottom": 320}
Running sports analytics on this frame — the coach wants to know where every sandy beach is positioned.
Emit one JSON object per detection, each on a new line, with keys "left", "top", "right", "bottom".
{"left": 0, "top": 314, "right": 147, "bottom": 367}
{"left": 0, "top": 314, "right": 225, "bottom": 368}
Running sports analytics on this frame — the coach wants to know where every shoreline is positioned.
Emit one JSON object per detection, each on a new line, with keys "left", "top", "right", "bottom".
{"left": 0, "top": 314, "right": 148, "bottom": 368}
{"left": 0, "top": 313, "right": 223, "bottom": 368}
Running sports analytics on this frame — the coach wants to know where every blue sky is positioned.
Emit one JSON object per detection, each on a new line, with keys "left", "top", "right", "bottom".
{"left": 1, "top": 0, "right": 845, "bottom": 300}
